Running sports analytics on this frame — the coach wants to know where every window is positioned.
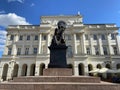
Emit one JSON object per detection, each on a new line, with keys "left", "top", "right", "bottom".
{"left": 33, "top": 48, "right": 37, "bottom": 54}
{"left": 76, "top": 34, "right": 80, "bottom": 40}
{"left": 86, "top": 47, "right": 90, "bottom": 55}
{"left": 101, "top": 34, "right": 105, "bottom": 40}
{"left": 42, "top": 34, "right": 46, "bottom": 40}
{"left": 25, "top": 48, "right": 29, "bottom": 55}
{"left": 85, "top": 34, "right": 88, "bottom": 40}
{"left": 95, "top": 47, "right": 99, "bottom": 55}
{"left": 113, "top": 47, "right": 117, "bottom": 55}
{"left": 93, "top": 34, "right": 97, "bottom": 40}
{"left": 8, "top": 48, "right": 12, "bottom": 55}
{"left": 66, "top": 46, "right": 73, "bottom": 58}
{"left": 10, "top": 35, "right": 14, "bottom": 40}
{"left": 27, "top": 35, "right": 30, "bottom": 40}
{"left": 19, "top": 35, "right": 23, "bottom": 40}
{"left": 17, "top": 48, "right": 21, "bottom": 55}
{"left": 65, "top": 34, "right": 71, "bottom": 40}
{"left": 35, "top": 35, "right": 38, "bottom": 40}
{"left": 103, "top": 47, "right": 108, "bottom": 55}
{"left": 111, "top": 34, "right": 115, "bottom": 40}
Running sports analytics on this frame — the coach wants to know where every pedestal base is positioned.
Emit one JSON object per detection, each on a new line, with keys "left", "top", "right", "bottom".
{"left": 43, "top": 68, "right": 72, "bottom": 76}
{"left": 48, "top": 45, "right": 68, "bottom": 68}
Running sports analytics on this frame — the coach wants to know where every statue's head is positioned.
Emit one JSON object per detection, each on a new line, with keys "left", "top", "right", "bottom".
{"left": 57, "top": 21, "right": 66, "bottom": 30}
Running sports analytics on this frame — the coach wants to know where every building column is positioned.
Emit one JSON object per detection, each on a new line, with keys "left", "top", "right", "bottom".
{"left": 47, "top": 33, "right": 50, "bottom": 54}
{"left": 84, "top": 64, "right": 88, "bottom": 76}
{"left": 89, "top": 34, "right": 94, "bottom": 55}
{"left": 3, "top": 34, "right": 10, "bottom": 55}
{"left": 115, "top": 33, "right": 120, "bottom": 55}
{"left": 29, "top": 45, "right": 33, "bottom": 55}
{"left": 0, "top": 65, "right": 3, "bottom": 80}
{"left": 11, "top": 34, "right": 18, "bottom": 56}
{"left": 18, "top": 66, "right": 22, "bottom": 76}
{"left": 81, "top": 33, "right": 86, "bottom": 54}
{"left": 27, "top": 65, "right": 30, "bottom": 76}
{"left": 98, "top": 34, "right": 104, "bottom": 55}
{"left": 107, "top": 33, "right": 113, "bottom": 55}
{"left": 21, "top": 45, "right": 25, "bottom": 55}
{"left": 74, "top": 63, "right": 79, "bottom": 76}
{"left": 73, "top": 34, "right": 77, "bottom": 54}
{"left": 35, "top": 63, "right": 39, "bottom": 76}
{"left": 38, "top": 34, "right": 42, "bottom": 54}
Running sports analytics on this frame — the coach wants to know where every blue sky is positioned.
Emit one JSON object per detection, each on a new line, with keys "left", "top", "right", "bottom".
{"left": 0, "top": 0, "right": 120, "bottom": 57}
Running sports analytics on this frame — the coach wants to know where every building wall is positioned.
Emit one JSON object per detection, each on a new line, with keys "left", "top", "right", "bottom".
{"left": 0, "top": 15, "right": 120, "bottom": 81}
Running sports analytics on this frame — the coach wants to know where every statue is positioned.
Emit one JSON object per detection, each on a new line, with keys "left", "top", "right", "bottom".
{"left": 51, "top": 21, "right": 66, "bottom": 46}
{"left": 48, "top": 21, "right": 68, "bottom": 68}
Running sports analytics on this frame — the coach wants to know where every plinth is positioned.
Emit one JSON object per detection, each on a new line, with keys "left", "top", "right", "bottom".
{"left": 48, "top": 45, "right": 68, "bottom": 68}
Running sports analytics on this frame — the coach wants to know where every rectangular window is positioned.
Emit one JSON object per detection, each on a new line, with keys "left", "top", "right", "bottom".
{"left": 27, "top": 35, "right": 30, "bottom": 40}
{"left": 42, "top": 34, "right": 46, "bottom": 40}
{"left": 95, "top": 47, "right": 99, "bottom": 55}
{"left": 86, "top": 47, "right": 90, "bottom": 55}
{"left": 25, "top": 48, "right": 29, "bottom": 55}
{"left": 103, "top": 47, "right": 108, "bottom": 55}
{"left": 17, "top": 48, "right": 21, "bottom": 55}
{"left": 65, "top": 34, "right": 71, "bottom": 40}
{"left": 33, "top": 48, "right": 37, "bottom": 54}
{"left": 113, "top": 47, "right": 117, "bottom": 55}
{"left": 19, "top": 35, "right": 23, "bottom": 40}
{"left": 35, "top": 35, "right": 38, "bottom": 40}
{"left": 10, "top": 35, "right": 14, "bottom": 40}
{"left": 101, "top": 34, "right": 105, "bottom": 40}
{"left": 8, "top": 48, "right": 12, "bottom": 55}
{"left": 111, "top": 34, "right": 115, "bottom": 40}
{"left": 76, "top": 34, "right": 80, "bottom": 40}
{"left": 85, "top": 34, "right": 88, "bottom": 40}
{"left": 93, "top": 34, "right": 97, "bottom": 40}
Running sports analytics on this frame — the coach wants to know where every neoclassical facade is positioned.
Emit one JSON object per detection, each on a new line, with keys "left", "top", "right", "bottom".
{"left": 0, "top": 14, "right": 120, "bottom": 81}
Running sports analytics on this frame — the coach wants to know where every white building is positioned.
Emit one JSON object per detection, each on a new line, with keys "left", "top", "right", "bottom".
{"left": 0, "top": 14, "right": 120, "bottom": 81}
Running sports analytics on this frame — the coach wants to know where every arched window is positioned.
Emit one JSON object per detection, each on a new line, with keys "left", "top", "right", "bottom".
{"left": 2, "top": 64, "right": 9, "bottom": 81}
{"left": 39, "top": 63, "right": 45, "bottom": 75}
{"left": 96, "top": 64, "right": 102, "bottom": 69}
{"left": 79, "top": 63, "right": 84, "bottom": 75}
{"left": 116, "top": 63, "right": 120, "bottom": 69}
{"left": 30, "top": 64, "right": 35, "bottom": 76}
{"left": 105, "top": 64, "right": 111, "bottom": 69}
{"left": 13, "top": 64, "right": 19, "bottom": 78}
{"left": 21, "top": 64, "right": 28, "bottom": 76}
{"left": 88, "top": 64, "right": 93, "bottom": 76}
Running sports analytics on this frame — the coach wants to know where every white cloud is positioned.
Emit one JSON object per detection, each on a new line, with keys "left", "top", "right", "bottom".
{"left": 0, "top": 13, "right": 30, "bottom": 27}
{"left": 8, "top": 0, "right": 24, "bottom": 3}
{"left": 0, "top": 30, "right": 7, "bottom": 52}
{"left": 0, "top": 10, "right": 5, "bottom": 14}
{"left": 30, "top": 3, "right": 35, "bottom": 7}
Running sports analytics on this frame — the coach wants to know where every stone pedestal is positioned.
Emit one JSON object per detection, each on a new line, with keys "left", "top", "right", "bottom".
{"left": 43, "top": 68, "right": 72, "bottom": 76}
{"left": 48, "top": 45, "right": 68, "bottom": 68}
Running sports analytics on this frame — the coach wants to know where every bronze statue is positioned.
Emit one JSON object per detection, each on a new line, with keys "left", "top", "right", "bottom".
{"left": 51, "top": 21, "right": 66, "bottom": 46}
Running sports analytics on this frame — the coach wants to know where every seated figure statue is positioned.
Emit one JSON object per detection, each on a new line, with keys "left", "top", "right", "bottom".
{"left": 51, "top": 21, "right": 66, "bottom": 46}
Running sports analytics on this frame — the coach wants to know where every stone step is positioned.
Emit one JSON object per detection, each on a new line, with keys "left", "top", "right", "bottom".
{"left": 0, "top": 82, "right": 119, "bottom": 90}
{"left": 12, "top": 76, "right": 100, "bottom": 83}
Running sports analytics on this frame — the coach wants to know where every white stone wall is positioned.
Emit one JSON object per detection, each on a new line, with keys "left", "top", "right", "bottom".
{"left": 0, "top": 15, "right": 120, "bottom": 80}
